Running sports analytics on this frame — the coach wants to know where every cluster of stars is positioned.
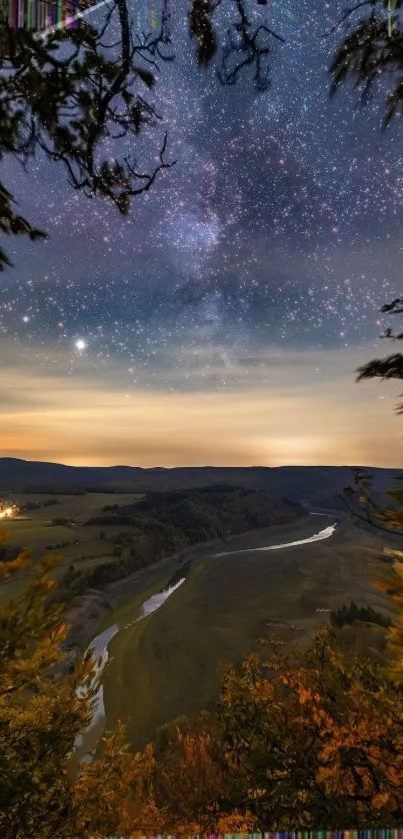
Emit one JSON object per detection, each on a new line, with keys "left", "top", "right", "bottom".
{"left": 0, "top": 0, "right": 400, "bottom": 394}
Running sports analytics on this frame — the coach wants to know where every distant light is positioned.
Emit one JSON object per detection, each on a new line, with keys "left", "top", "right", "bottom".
{"left": 22, "top": 316, "right": 30, "bottom": 323}
{"left": 75, "top": 339, "right": 87, "bottom": 351}
{"left": 0, "top": 503, "right": 19, "bottom": 519}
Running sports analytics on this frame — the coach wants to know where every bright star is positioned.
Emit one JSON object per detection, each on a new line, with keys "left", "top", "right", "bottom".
{"left": 75, "top": 339, "right": 87, "bottom": 351}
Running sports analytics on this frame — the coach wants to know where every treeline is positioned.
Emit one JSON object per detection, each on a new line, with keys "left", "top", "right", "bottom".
{"left": 330, "top": 601, "right": 392, "bottom": 629}
{"left": 22, "top": 499, "right": 59, "bottom": 511}
{"left": 96, "top": 484, "right": 305, "bottom": 538}
{"left": 57, "top": 487, "right": 305, "bottom": 603}
{"left": 0, "top": 487, "right": 88, "bottom": 495}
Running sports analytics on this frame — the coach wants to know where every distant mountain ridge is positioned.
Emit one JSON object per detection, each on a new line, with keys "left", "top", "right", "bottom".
{"left": 0, "top": 458, "right": 401, "bottom": 508}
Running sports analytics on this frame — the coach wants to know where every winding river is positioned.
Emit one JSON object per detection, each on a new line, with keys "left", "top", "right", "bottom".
{"left": 74, "top": 577, "right": 186, "bottom": 759}
{"left": 75, "top": 516, "right": 337, "bottom": 763}
{"left": 213, "top": 521, "right": 337, "bottom": 557}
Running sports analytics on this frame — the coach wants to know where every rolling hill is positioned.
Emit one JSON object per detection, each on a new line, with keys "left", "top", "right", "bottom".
{"left": 0, "top": 458, "right": 401, "bottom": 508}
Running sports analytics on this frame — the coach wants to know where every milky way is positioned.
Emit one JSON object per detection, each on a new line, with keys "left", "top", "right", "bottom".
{"left": 1, "top": 0, "right": 402, "bottom": 466}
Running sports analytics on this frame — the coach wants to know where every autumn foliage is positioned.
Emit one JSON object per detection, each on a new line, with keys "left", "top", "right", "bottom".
{"left": 143, "top": 631, "right": 403, "bottom": 831}
{"left": 0, "top": 540, "right": 158, "bottom": 839}
{"left": 2, "top": 525, "right": 403, "bottom": 836}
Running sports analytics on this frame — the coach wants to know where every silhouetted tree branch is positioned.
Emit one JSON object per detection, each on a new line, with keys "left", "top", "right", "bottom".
{"left": 188, "top": 0, "right": 284, "bottom": 91}
{"left": 355, "top": 297, "right": 403, "bottom": 413}
{"left": 328, "top": 0, "right": 403, "bottom": 124}
{"left": 0, "top": 0, "right": 176, "bottom": 267}
{"left": 5, "top": 0, "right": 395, "bottom": 271}
{"left": 339, "top": 462, "right": 403, "bottom": 540}
{"left": 338, "top": 292, "right": 403, "bottom": 535}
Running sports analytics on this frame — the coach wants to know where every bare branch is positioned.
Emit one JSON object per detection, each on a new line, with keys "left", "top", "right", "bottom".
{"left": 216, "top": 0, "right": 284, "bottom": 91}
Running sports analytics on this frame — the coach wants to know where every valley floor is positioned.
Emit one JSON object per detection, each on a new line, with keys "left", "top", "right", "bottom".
{"left": 95, "top": 512, "right": 393, "bottom": 751}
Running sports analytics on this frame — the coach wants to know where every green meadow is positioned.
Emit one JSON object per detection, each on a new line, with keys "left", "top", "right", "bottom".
{"left": 101, "top": 515, "right": 392, "bottom": 751}
{"left": 0, "top": 492, "right": 143, "bottom": 604}
{"left": 1, "top": 499, "right": 393, "bottom": 756}
{"left": 8, "top": 492, "right": 142, "bottom": 523}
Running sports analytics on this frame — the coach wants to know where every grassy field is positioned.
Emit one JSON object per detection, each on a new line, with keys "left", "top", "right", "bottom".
{"left": 8, "top": 492, "right": 142, "bottom": 523}
{"left": 1, "top": 501, "right": 395, "bottom": 757}
{"left": 0, "top": 492, "right": 143, "bottom": 604}
{"left": 101, "top": 515, "right": 393, "bottom": 751}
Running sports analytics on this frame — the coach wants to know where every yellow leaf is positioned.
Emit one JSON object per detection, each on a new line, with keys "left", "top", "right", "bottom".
{"left": 372, "top": 792, "right": 390, "bottom": 809}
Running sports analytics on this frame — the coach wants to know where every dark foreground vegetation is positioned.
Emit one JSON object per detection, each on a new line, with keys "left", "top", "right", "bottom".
{"left": 1, "top": 533, "right": 403, "bottom": 837}
{"left": 330, "top": 600, "right": 392, "bottom": 629}
{"left": 0, "top": 460, "right": 403, "bottom": 836}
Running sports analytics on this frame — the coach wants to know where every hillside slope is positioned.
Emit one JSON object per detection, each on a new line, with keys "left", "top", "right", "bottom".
{"left": 59, "top": 486, "right": 306, "bottom": 601}
{"left": 0, "top": 458, "right": 401, "bottom": 508}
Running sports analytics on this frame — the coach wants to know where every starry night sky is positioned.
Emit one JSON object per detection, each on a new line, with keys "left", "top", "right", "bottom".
{"left": 1, "top": 0, "right": 403, "bottom": 468}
